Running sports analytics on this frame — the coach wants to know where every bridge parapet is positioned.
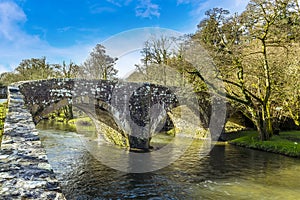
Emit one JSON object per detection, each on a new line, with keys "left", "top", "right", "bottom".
{"left": 0, "top": 85, "right": 65, "bottom": 199}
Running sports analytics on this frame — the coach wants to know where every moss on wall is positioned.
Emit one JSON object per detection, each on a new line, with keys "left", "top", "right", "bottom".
{"left": 0, "top": 101, "right": 7, "bottom": 146}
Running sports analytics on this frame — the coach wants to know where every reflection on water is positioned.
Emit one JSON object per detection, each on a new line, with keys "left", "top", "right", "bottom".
{"left": 38, "top": 124, "right": 300, "bottom": 200}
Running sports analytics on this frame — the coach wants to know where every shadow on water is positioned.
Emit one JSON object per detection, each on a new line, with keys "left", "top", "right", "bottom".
{"left": 38, "top": 123, "right": 300, "bottom": 200}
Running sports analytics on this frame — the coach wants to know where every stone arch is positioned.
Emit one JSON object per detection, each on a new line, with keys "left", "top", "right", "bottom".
{"left": 17, "top": 79, "right": 129, "bottom": 146}
{"left": 31, "top": 94, "right": 130, "bottom": 147}
{"left": 74, "top": 98, "right": 130, "bottom": 147}
{"left": 32, "top": 97, "right": 71, "bottom": 124}
{"left": 126, "top": 84, "right": 208, "bottom": 139}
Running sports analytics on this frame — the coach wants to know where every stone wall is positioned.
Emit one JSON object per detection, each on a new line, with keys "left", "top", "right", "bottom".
{"left": 0, "top": 86, "right": 65, "bottom": 199}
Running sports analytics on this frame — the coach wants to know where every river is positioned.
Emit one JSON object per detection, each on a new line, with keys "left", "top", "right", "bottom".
{"left": 37, "top": 122, "right": 300, "bottom": 200}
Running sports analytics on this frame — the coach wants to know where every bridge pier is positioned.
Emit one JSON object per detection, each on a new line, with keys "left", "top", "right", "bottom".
{"left": 128, "top": 136, "right": 151, "bottom": 151}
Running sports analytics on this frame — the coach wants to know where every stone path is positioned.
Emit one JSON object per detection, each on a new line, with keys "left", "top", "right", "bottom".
{"left": 0, "top": 86, "right": 65, "bottom": 199}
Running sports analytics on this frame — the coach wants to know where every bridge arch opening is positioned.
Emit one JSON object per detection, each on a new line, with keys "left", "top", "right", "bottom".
{"left": 33, "top": 96, "right": 130, "bottom": 147}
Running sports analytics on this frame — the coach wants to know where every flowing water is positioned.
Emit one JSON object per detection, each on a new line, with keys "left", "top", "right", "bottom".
{"left": 37, "top": 122, "right": 300, "bottom": 200}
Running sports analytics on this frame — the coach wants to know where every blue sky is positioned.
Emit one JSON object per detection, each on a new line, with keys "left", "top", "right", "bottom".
{"left": 0, "top": 0, "right": 249, "bottom": 77}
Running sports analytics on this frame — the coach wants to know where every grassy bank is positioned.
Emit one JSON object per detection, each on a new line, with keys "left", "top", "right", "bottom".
{"left": 67, "top": 117, "right": 95, "bottom": 131}
{"left": 229, "top": 130, "right": 300, "bottom": 158}
{"left": 37, "top": 116, "right": 95, "bottom": 133}
{"left": 0, "top": 101, "right": 7, "bottom": 145}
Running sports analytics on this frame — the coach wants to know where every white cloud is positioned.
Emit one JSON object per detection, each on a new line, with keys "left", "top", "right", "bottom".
{"left": 115, "top": 50, "right": 141, "bottom": 79}
{"left": 0, "top": 1, "right": 26, "bottom": 40}
{"left": 178, "top": 0, "right": 249, "bottom": 16}
{"left": 0, "top": 1, "right": 93, "bottom": 72}
{"left": 102, "top": 27, "right": 183, "bottom": 78}
{"left": 105, "top": 0, "right": 160, "bottom": 18}
{"left": 176, "top": 0, "right": 249, "bottom": 33}
{"left": 177, "top": 0, "right": 192, "bottom": 5}
{"left": 57, "top": 26, "right": 73, "bottom": 33}
{"left": 90, "top": 4, "right": 116, "bottom": 14}
{"left": 0, "top": 0, "right": 251, "bottom": 73}
{"left": 135, "top": 0, "right": 160, "bottom": 18}
{"left": 234, "top": 0, "right": 248, "bottom": 7}
{"left": 106, "top": 0, "right": 133, "bottom": 7}
{"left": 0, "top": 64, "right": 8, "bottom": 74}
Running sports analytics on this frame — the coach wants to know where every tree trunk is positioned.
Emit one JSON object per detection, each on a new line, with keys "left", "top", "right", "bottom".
{"left": 63, "top": 105, "right": 74, "bottom": 121}
{"left": 255, "top": 111, "right": 267, "bottom": 141}
{"left": 264, "top": 102, "right": 273, "bottom": 138}
{"left": 252, "top": 105, "right": 273, "bottom": 141}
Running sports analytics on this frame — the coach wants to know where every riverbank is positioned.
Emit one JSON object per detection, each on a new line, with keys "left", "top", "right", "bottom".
{"left": 36, "top": 117, "right": 95, "bottom": 133}
{"left": 228, "top": 130, "right": 300, "bottom": 158}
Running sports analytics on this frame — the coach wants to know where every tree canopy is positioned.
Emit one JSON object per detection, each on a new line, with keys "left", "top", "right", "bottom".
{"left": 132, "top": 0, "right": 300, "bottom": 141}
{"left": 79, "top": 44, "right": 118, "bottom": 80}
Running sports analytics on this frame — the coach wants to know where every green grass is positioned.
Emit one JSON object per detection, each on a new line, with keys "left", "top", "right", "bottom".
{"left": 0, "top": 101, "right": 7, "bottom": 146}
{"left": 229, "top": 130, "right": 300, "bottom": 157}
{"left": 67, "top": 117, "right": 95, "bottom": 132}
{"left": 68, "top": 117, "right": 93, "bottom": 125}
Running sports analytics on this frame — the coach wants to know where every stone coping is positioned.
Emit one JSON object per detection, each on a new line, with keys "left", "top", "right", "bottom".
{"left": 0, "top": 86, "right": 65, "bottom": 199}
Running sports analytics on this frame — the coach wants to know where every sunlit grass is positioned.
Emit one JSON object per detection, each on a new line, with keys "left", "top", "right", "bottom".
{"left": 0, "top": 101, "right": 7, "bottom": 146}
{"left": 229, "top": 130, "right": 300, "bottom": 157}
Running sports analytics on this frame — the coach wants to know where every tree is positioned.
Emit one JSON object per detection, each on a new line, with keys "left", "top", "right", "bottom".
{"left": 270, "top": 0, "right": 300, "bottom": 128}
{"left": 128, "top": 35, "right": 213, "bottom": 128}
{"left": 15, "top": 57, "right": 56, "bottom": 80}
{"left": 0, "top": 57, "right": 57, "bottom": 85}
{"left": 192, "top": 0, "right": 300, "bottom": 140}
{"left": 276, "top": 44, "right": 300, "bottom": 127}
{"left": 80, "top": 44, "right": 118, "bottom": 80}
{"left": 133, "top": 35, "right": 201, "bottom": 88}
{"left": 138, "top": 36, "right": 180, "bottom": 85}
{"left": 52, "top": 61, "right": 81, "bottom": 121}
{"left": 54, "top": 61, "right": 80, "bottom": 78}
{"left": 0, "top": 72, "right": 21, "bottom": 86}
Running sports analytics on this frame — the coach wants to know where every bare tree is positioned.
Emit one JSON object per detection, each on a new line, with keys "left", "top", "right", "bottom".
{"left": 80, "top": 44, "right": 118, "bottom": 80}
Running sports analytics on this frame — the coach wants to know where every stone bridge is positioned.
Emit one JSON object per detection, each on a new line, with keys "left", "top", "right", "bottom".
{"left": 0, "top": 78, "right": 223, "bottom": 198}
{"left": 15, "top": 78, "right": 206, "bottom": 150}
{"left": 0, "top": 78, "right": 211, "bottom": 198}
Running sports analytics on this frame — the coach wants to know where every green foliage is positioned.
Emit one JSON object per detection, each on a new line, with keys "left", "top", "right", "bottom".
{"left": 0, "top": 101, "right": 7, "bottom": 146}
{"left": 165, "top": 128, "right": 176, "bottom": 136}
{"left": 130, "top": 1, "right": 300, "bottom": 142}
{"left": 193, "top": 0, "right": 300, "bottom": 140}
{"left": 54, "top": 61, "right": 80, "bottom": 78}
{"left": 15, "top": 57, "right": 56, "bottom": 80}
{"left": 46, "top": 107, "right": 74, "bottom": 123}
{"left": 0, "top": 57, "right": 81, "bottom": 86}
{"left": 130, "top": 35, "right": 208, "bottom": 90}
{"left": 65, "top": 117, "right": 95, "bottom": 133}
{"left": 0, "top": 58, "right": 82, "bottom": 122}
{"left": 230, "top": 131, "right": 300, "bottom": 157}
{"left": 68, "top": 117, "right": 94, "bottom": 127}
